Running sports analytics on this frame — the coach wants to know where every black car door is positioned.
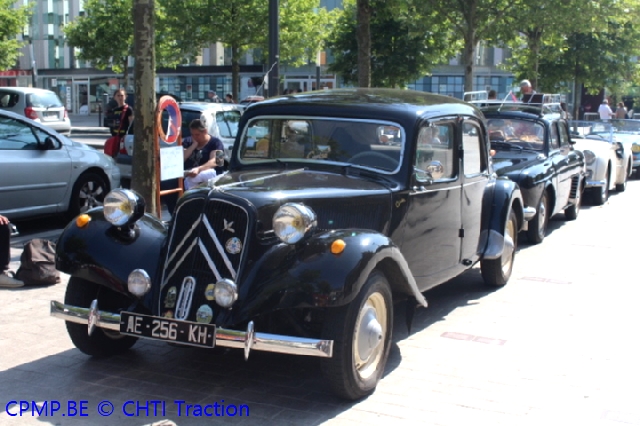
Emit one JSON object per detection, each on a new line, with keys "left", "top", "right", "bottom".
{"left": 401, "top": 118, "right": 462, "bottom": 291}
{"left": 460, "top": 117, "right": 490, "bottom": 264}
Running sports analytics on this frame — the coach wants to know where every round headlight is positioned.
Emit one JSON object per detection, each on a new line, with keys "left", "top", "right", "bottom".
{"left": 104, "top": 189, "right": 144, "bottom": 226}
{"left": 127, "top": 269, "right": 151, "bottom": 297}
{"left": 214, "top": 279, "right": 238, "bottom": 308}
{"left": 583, "top": 150, "right": 596, "bottom": 165}
{"left": 632, "top": 143, "right": 640, "bottom": 153}
{"left": 272, "top": 203, "right": 317, "bottom": 244}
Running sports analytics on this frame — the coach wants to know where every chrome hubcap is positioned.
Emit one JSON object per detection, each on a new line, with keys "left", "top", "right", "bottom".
{"left": 79, "top": 181, "right": 104, "bottom": 212}
{"left": 537, "top": 199, "right": 546, "bottom": 237}
{"left": 353, "top": 292, "right": 387, "bottom": 380}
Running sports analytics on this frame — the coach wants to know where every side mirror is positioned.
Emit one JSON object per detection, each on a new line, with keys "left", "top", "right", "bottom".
{"left": 414, "top": 160, "right": 444, "bottom": 184}
{"left": 38, "top": 136, "right": 56, "bottom": 150}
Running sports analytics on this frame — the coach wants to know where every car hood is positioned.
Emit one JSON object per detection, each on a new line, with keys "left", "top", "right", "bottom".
{"left": 572, "top": 139, "right": 612, "bottom": 155}
{"left": 182, "top": 167, "right": 394, "bottom": 232}
{"left": 491, "top": 151, "right": 543, "bottom": 176}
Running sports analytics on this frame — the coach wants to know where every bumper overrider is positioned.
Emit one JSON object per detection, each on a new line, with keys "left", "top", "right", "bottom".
{"left": 50, "top": 300, "right": 333, "bottom": 359}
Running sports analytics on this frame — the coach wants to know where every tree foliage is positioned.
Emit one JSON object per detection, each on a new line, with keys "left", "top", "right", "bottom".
{"left": 64, "top": 0, "right": 202, "bottom": 85}
{"left": 328, "top": 0, "right": 460, "bottom": 88}
{"left": 0, "top": 0, "right": 31, "bottom": 71}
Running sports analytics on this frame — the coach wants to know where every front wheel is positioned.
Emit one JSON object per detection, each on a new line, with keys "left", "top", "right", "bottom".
{"left": 481, "top": 209, "right": 517, "bottom": 287}
{"left": 321, "top": 270, "right": 393, "bottom": 400}
{"left": 526, "top": 192, "right": 549, "bottom": 244}
{"left": 64, "top": 277, "right": 137, "bottom": 357}
{"left": 592, "top": 169, "right": 610, "bottom": 205}
{"left": 68, "top": 172, "right": 108, "bottom": 219}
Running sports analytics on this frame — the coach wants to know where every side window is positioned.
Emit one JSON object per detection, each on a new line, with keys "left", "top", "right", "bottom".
{"left": 0, "top": 117, "right": 40, "bottom": 150}
{"left": 462, "top": 120, "right": 486, "bottom": 176}
{"left": 550, "top": 123, "right": 560, "bottom": 150}
{"left": 558, "top": 121, "right": 571, "bottom": 147}
{"left": 415, "top": 122, "right": 456, "bottom": 181}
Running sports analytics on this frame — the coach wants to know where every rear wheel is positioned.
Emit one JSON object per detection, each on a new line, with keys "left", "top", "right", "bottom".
{"left": 481, "top": 209, "right": 517, "bottom": 287}
{"left": 527, "top": 192, "right": 549, "bottom": 244}
{"left": 64, "top": 277, "right": 137, "bottom": 357}
{"left": 321, "top": 270, "right": 393, "bottom": 400}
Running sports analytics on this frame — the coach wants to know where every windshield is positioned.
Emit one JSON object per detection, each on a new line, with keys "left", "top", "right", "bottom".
{"left": 238, "top": 117, "right": 404, "bottom": 172}
{"left": 568, "top": 120, "right": 614, "bottom": 143}
{"left": 487, "top": 118, "right": 545, "bottom": 150}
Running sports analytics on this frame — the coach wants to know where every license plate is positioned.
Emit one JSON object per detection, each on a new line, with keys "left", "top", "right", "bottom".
{"left": 120, "top": 312, "right": 216, "bottom": 348}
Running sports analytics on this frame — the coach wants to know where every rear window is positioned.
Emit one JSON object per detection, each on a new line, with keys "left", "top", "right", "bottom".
{"left": 27, "top": 91, "right": 63, "bottom": 108}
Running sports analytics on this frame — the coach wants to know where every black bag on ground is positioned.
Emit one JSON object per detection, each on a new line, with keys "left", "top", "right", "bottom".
{"left": 15, "top": 238, "right": 61, "bottom": 286}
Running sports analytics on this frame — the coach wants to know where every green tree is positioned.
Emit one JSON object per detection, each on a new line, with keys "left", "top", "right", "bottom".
{"left": 0, "top": 0, "right": 31, "bottom": 71}
{"left": 424, "top": 0, "right": 521, "bottom": 93}
{"left": 328, "top": 0, "right": 460, "bottom": 88}
{"left": 64, "top": 0, "right": 200, "bottom": 87}
{"left": 184, "top": 0, "right": 335, "bottom": 100}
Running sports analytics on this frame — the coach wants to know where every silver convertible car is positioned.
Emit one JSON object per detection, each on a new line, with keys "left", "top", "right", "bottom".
{"left": 0, "top": 109, "right": 120, "bottom": 221}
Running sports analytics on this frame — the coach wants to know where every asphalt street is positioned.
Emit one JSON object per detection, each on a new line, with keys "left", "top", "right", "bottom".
{"left": 1, "top": 118, "right": 639, "bottom": 425}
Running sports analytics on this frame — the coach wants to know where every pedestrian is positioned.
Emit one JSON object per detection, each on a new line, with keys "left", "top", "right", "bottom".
{"left": 598, "top": 99, "right": 614, "bottom": 120}
{"left": 0, "top": 215, "right": 23, "bottom": 288}
{"left": 615, "top": 102, "right": 627, "bottom": 119}
{"left": 520, "top": 80, "right": 536, "bottom": 97}
{"left": 207, "top": 90, "right": 221, "bottom": 103}
{"left": 108, "top": 88, "right": 133, "bottom": 137}
{"left": 488, "top": 89, "right": 497, "bottom": 100}
{"left": 224, "top": 93, "right": 235, "bottom": 103}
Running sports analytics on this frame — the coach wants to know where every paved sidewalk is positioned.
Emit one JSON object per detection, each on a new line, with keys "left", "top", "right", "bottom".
{"left": 69, "top": 113, "right": 109, "bottom": 134}
{"left": 2, "top": 183, "right": 640, "bottom": 425}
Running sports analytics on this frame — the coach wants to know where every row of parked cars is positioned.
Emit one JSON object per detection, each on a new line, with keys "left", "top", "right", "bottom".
{"left": 3, "top": 87, "right": 638, "bottom": 401}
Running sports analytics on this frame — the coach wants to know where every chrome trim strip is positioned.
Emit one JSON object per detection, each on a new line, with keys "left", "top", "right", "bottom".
{"left": 51, "top": 301, "right": 333, "bottom": 358}
{"left": 162, "top": 237, "right": 198, "bottom": 287}
{"left": 586, "top": 179, "right": 606, "bottom": 187}
{"left": 197, "top": 239, "right": 223, "bottom": 282}
{"left": 202, "top": 215, "right": 236, "bottom": 280}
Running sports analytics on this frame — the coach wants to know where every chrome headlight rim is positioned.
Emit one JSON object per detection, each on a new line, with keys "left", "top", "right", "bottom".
{"left": 272, "top": 202, "right": 317, "bottom": 244}
{"left": 127, "top": 269, "right": 151, "bottom": 298}
{"left": 103, "top": 189, "right": 145, "bottom": 227}
{"left": 214, "top": 279, "right": 238, "bottom": 308}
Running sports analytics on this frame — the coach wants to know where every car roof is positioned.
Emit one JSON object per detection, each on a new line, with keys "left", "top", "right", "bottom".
{"left": 0, "top": 87, "right": 56, "bottom": 95}
{"left": 178, "top": 102, "right": 242, "bottom": 112}
{"left": 243, "top": 88, "right": 482, "bottom": 123}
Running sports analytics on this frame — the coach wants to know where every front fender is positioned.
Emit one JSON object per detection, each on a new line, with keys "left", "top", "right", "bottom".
{"left": 56, "top": 210, "right": 167, "bottom": 296}
{"left": 482, "top": 178, "right": 524, "bottom": 260}
{"left": 224, "top": 229, "right": 427, "bottom": 326}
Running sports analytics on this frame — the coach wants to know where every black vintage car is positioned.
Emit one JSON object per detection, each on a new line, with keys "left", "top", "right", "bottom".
{"left": 51, "top": 89, "right": 531, "bottom": 400}
{"left": 480, "top": 102, "right": 585, "bottom": 244}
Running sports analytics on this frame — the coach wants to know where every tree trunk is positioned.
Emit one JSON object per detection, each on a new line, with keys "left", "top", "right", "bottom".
{"left": 356, "top": 0, "right": 371, "bottom": 88}
{"left": 131, "top": 0, "right": 158, "bottom": 215}
{"left": 462, "top": 36, "right": 475, "bottom": 94}
{"left": 232, "top": 45, "right": 240, "bottom": 102}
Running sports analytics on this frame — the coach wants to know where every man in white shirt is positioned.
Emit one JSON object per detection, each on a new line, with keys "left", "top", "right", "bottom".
{"left": 598, "top": 99, "right": 614, "bottom": 120}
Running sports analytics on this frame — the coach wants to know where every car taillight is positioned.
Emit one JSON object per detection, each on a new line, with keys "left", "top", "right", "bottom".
{"left": 24, "top": 107, "right": 38, "bottom": 120}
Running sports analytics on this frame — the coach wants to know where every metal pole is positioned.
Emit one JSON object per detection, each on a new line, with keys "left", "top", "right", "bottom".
{"left": 268, "top": 0, "right": 279, "bottom": 97}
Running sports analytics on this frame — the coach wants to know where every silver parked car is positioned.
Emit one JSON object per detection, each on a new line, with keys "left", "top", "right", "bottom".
{"left": 0, "top": 87, "right": 72, "bottom": 136}
{"left": 0, "top": 109, "right": 120, "bottom": 221}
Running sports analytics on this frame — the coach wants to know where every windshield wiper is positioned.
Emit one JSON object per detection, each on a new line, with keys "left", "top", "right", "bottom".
{"left": 491, "top": 141, "right": 523, "bottom": 151}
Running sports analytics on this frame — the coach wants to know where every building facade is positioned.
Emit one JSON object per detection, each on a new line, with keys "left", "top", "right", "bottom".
{"left": 7, "top": 0, "right": 516, "bottom": 114}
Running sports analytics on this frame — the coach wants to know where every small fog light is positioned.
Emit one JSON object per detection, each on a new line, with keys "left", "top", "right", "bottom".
{"left": 128, "top": 269, "right": 151, "bottom": 297}
{"left": 214, "top": 279, "right": 238, "bottom": 308}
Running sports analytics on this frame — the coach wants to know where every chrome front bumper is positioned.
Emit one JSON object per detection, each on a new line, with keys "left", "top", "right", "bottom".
{"left": 51, "top": 300, "right": 333, "bottom": 359}
{"left": 586, "top": 179, "right": 606, "bottom": 188}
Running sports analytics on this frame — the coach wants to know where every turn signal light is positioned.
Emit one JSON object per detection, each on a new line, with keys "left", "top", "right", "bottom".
{"left": 330, "top": 239, "right": 346, "bottom": 254}
{"left": 75, "top": 214, "right": 91, "bottom": 228}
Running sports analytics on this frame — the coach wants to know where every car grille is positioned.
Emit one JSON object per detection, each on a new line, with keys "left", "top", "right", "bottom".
{"left": 157, "top": 196, "right": 249, "bottom": 322}
{"left": 570, "top": 175, "right": 581, "bottom": 199}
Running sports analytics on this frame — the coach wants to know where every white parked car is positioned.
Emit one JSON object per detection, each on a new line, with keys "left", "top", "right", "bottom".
{"left": 117, "top": 102, "right": 242, "bottom": 187}
{"left": 569, "top": 120, "right": 631, "bottom": 205}
{"left": 0, "top": 110, "right": 120, "bottom": 221}
{"left": 0, "top": 87, "right": 71, "bottom": 135}
{"left": 607, "top": 119, "right": 640, "bottom": 178}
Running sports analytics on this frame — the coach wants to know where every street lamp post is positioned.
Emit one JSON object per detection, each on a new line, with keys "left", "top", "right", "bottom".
{"left": 268, "top": 0, "right": 279, "bottom": 97}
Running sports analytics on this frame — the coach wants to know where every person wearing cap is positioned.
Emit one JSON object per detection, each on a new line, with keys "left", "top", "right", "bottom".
{"left": 598, "top": 99, "right": 614, "bottom": 120}
{"left": 207, "top": 90, "right": 221, "bottom": 103}
{"left": 0, "top": 214, "right": 23, "bottom": 288}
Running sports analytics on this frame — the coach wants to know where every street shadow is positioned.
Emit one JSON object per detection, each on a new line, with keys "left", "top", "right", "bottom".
{"left": 0, "top": 268, "right": 497, "bottom": 425}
